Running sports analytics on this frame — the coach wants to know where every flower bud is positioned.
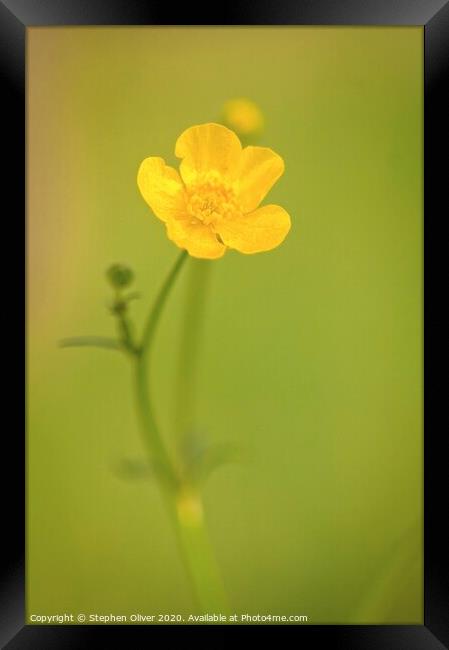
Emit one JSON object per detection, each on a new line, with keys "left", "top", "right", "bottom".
{"left": 106, "top": 264, "right": 134, "bottom": 289}
{"left": 222, "top": 98, "right": 264, "bottom": 138}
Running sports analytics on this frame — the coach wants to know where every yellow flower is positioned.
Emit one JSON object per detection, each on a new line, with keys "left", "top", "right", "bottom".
{"left": 137, "top": 123, "right": 291, "bottom": 260}
{"left": 222, "top": 98, "right": 264, "bottom": 137}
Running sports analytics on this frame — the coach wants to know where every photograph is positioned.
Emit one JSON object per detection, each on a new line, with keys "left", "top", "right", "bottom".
{"left": 26, "top": 25, "right": 423, "bottom": 626}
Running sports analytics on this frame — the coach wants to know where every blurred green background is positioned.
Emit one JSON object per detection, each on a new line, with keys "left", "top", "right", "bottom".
{"left": 27, "top": 27, "right": 423, "bottom": 623}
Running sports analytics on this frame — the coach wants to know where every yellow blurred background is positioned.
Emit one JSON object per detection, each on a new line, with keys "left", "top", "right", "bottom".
{"left": 27, "top": 27, "right": 423, "bottom": 623}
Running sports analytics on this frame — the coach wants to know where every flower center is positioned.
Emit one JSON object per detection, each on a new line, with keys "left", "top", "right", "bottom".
{"left": 186, "top": 171, "right": 240, "bottom": 227}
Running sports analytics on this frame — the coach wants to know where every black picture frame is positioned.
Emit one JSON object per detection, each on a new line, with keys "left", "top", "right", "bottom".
{"left": 4, "top": 0, "right": 448, "bottom": 646}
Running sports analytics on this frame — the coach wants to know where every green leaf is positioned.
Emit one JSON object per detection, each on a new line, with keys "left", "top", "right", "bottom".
{"left": 114, "top": 458, "right": 154, "bottom": 481}
{"left": 59, "top": 336, "right": 122, "bottom": 351}
{"left": 182, "top": 435, "right": 250, "bottom": 484}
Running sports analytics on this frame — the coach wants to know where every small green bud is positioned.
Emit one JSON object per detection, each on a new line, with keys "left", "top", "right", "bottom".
{"left": 106, "top": 264, "right": 134, "bottom": 289}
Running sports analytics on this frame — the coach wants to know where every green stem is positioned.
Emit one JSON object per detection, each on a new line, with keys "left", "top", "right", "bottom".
{"left": 174, "top": 259, "right": 212, "bottom": 445}
{"left": 173, "top": 487, "right": 228, "bottom": 614}
{"left": 117, "top": 311, "right": 137, "bottom": 355}
{"left": 133, "top": 250, "right": 228, "bottom": 613}
{"left": 134, "top": 250, "right": 187, "bottom": 487}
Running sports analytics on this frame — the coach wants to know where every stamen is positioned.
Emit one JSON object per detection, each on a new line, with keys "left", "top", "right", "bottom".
{"left": 186, "top": 172, "right": 240, "bottom": 227}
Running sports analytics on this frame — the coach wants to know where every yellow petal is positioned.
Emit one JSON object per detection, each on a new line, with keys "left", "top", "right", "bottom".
{"left": 175, "top": 123, "right": 242, "bottom": 185}
{"left": 137, "top": 157, "right": 186, "bottom": 222}
{"left": 166, "top": 218, "right": 226, "bottom": 260}
{"left": 236, "top": 146, "right": 285, "bottom": 212}
{"left": 216, "top": 204, "right": 291, "bottom": 254}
